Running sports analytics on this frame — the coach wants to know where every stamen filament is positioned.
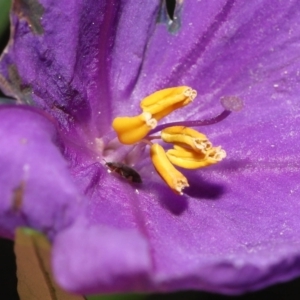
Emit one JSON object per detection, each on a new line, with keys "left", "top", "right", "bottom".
{"left": 148, "top": 109, "right": 231, "bottom": 135}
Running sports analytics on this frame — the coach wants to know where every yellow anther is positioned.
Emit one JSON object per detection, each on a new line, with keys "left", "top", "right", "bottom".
{"left": 110, "top": 85, "right": 228, "bottom": 193}
{"left": 166, "top": 144, "right": 226, "bottom": 169}
{"left": 161, "top": 126, "right": 212, "bottom": 153}
{"left": 112, "top": 112, "right": 157, "bottom": 145}
{"left": 150, "top": 143, "right": 189, "bottom": 195}
{"left": 206, "top": 146, "right": 227, "bottom": 161}
{"left": 140, "top": 86, "right": 197, "bottom": 121}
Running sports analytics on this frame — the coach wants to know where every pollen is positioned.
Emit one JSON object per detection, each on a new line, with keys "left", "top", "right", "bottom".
{"left": 140, "top": 86, "right": 197, "bottom": 121}
{"left": 166, "top": 144, "right": 226, "bottom": 169}
{"left": 161, "top": 126, "right": 212, "bottom": 153}
{"left": 150, "top": 143, "right": 189, "bottom": 195}
{"left": 112, "top": 112, "right": 157, "bottom": 144}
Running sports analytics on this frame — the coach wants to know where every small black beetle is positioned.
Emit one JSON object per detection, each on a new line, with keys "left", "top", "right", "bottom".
{"left": 105, "top": 162, "right": 142, "bottom": 183}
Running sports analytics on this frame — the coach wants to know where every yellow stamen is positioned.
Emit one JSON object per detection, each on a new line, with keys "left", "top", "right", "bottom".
{"left": 166, "top": 145, "right": 226, "bottom": 169}
{"left": 110, "top": 85, "right": 228, "bottom": 193}
{"left": 161, "top": 126, "right": 212, "bottom": 153}
{"left": 140, "top": 86, "right": 197, "bottom": 121}
{"left": 112, "top": 112, "right": 157, "bottom": 145}
{"left": 150, "top": 143, "right": 189, "bottom": 195}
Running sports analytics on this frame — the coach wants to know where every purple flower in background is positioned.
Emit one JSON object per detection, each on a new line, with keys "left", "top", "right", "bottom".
{"left": 1, "top": 0, "right": 300, "bottom": 295}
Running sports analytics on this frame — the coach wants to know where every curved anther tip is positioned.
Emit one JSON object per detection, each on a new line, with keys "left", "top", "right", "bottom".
{"left": 220, "top": 96, "right": 244, "bottom": 112}
{"left": 183, "top": 88, "right": 197, "bottom": 101}
{"left": 143, "top": 112, "right": 157, "bottom": 129}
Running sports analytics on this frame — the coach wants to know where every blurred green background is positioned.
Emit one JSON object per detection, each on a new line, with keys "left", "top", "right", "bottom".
{"left": 0, "top": 0, "right": 10, "bottom": 40}
{"left": 0, "top": 0, "right": 11, "bottom": 101}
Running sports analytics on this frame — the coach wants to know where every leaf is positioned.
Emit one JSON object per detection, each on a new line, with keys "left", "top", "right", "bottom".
{"left": 14, "top": 227, "right": 85, "bottom": 300}
{"left": 0, "top": 0, "right": 11, "bottom": 38}
{"left": 86, "top": 294, "right": 146, "bottom": 300}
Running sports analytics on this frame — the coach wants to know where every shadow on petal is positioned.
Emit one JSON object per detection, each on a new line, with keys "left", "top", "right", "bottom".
{"left": 149, "top": 182, "right": 189, "bottom": 216}
{"left": 184, "top": 175, "right": 225, "bottom": 201}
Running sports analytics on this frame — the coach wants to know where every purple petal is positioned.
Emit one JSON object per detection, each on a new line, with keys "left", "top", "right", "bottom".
{"left": 0, "top": 106, "right": 83, "bottom": 239}
{"left": 52, "top": 219, "right": 152, "bottom": 294}
{"left": 0, "top": 0, "right": 168, "bottom": 137}
{"left": 50, "top": 1, "right": 300, "bottom": 293}
{"left": 1, "top": 0, "right": 300, "bottom": 296}
{"left": 52, "top": 103, "right": 300, "bottom": 294}
{"left": 139, "top": 117, "right": 300, "bottom": 294}
{"left": 0, "top": 0, "right": 125, "bottom": 137}
{"left": 109, "top": 1, "right": 300, "bottom": 119}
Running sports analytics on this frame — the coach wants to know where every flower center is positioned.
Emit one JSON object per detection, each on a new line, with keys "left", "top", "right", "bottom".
{"left": 107, "top": 87, "right": 242, "bottom": 195}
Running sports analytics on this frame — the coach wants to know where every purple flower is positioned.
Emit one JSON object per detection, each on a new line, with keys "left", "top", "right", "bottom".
{"left": 1, "top": 0, "right": 300, "bottom": 295}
